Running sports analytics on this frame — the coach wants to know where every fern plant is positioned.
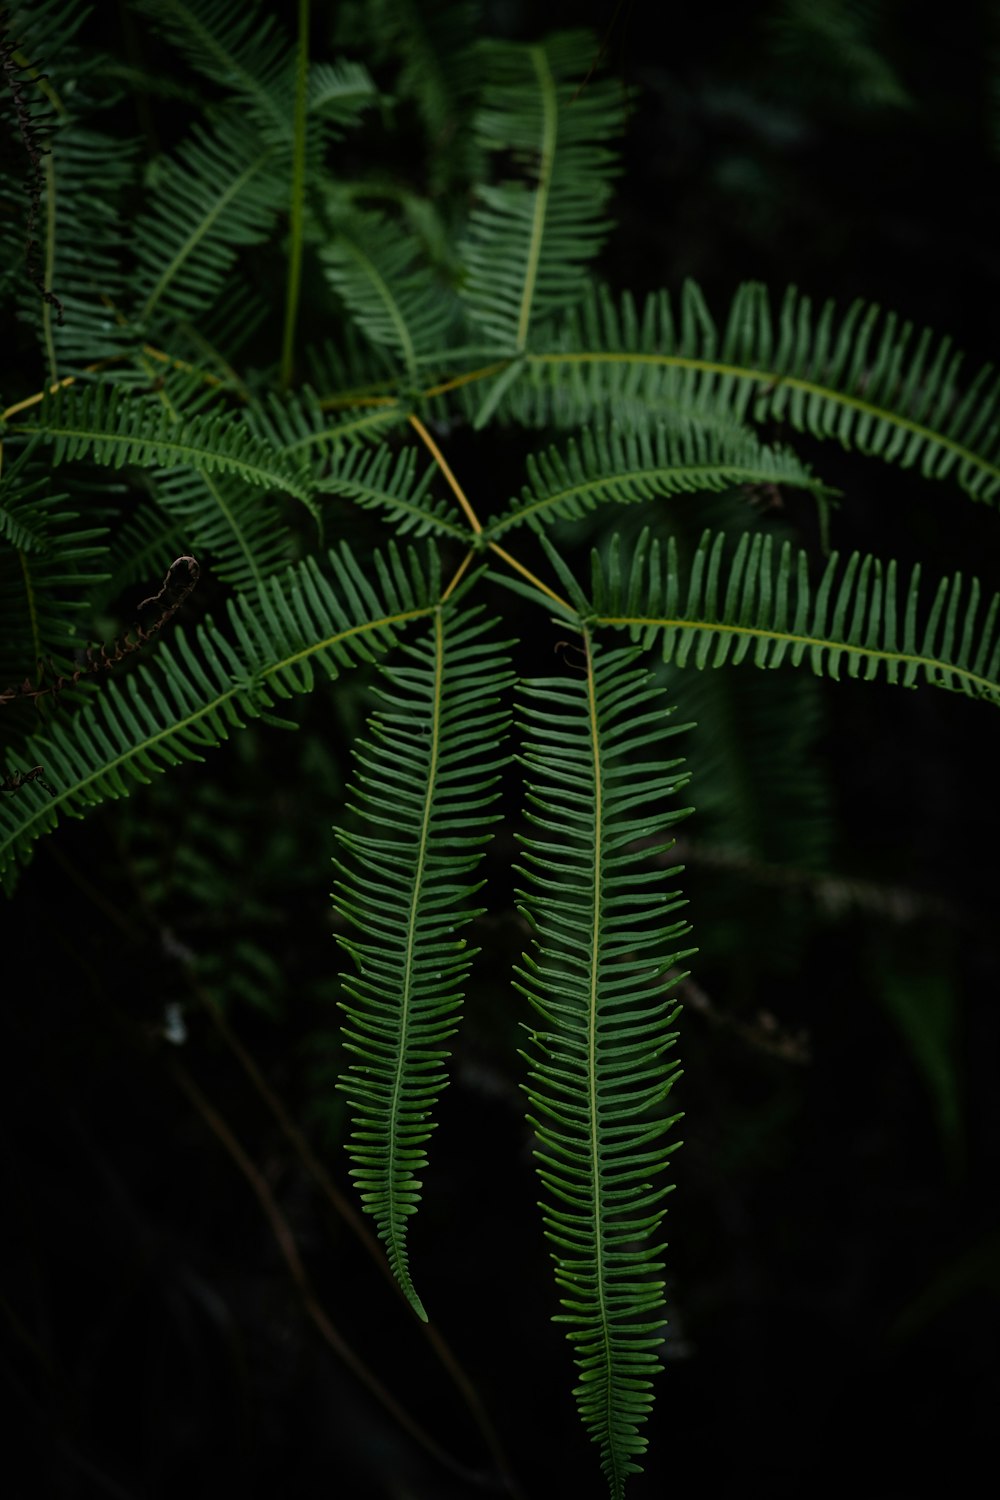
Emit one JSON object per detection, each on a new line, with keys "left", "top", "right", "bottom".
{"left": 1, "top": 2, "right": 997, "bottom": 1495}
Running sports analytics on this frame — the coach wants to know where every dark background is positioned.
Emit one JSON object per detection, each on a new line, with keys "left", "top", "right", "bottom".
{"left": 2, "top": 2, "right": 999, "bottom": 1497}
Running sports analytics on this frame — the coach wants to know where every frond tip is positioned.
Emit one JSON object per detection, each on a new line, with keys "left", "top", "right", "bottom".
{"left": 516, "top": 641, "right": 694, "bottom": 1497}
{"left": 334, "top": 604, "right": 513, "bottom": 1319}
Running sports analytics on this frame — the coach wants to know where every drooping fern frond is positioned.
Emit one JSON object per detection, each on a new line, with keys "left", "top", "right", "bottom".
{"left": 568, "top": 528, "right": 1000, "bottom": 705}
{"left": 0, "top": 541, "right": 439, "bottom": 887}
{"left": 334, "top": 602, "right": 513, "bottom": 1318}
{"left": 459, "top": 32, "right": 622, "bottom": 355}
{"left": 510, "top": 282, "right": 1000, "bottom": 503}
{"left": 516, "top": 640, "right": 693, "bottom": 1497}
{"left": 484, "top": 418, "right": 830, "bottom": 539}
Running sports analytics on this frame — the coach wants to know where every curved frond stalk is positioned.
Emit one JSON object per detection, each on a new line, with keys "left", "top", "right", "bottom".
{"left": 484, "top": 418, "right": 830, "bottom": 539}
{"left": 582, "top": 528, "right": 1000, "bottom": 705}
{"left": 0, "top": 542, "right": 438, "bottom": 888}
{"left": 520, "top": 282, "right": 1000, "bottom": 503}
{"left": 7, "top": 385, "right": 315, "bottom": 505}
{"left": 334, "top": 605, "right": 513, "bottom": 1318}
{"left": 320, "top": 207, "right": 457, "bottom": 382}
{"left": 516, "top": 641, "right": 693, "bottom": 1498}
{"left": 91, "top": 500, "right": 189, "bottom": 613}
{"left": 459, "top": 32, "right": 621, "bottom": 354}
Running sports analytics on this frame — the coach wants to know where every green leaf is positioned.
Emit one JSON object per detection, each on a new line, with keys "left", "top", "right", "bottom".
{"left": 459, "top": 32, "right": 622, "bottom": 354}
{"left": 517, "top": 281, "right": 1000, "bottom": 504}
{"left": 583, "top": 528, "right": 1000, "bottom": 705}
{"left": 516, "top": 640, "right": 693, "bottom": 1498}
{"left": 334, "top": 604, "right": 513, "bottom": 1317}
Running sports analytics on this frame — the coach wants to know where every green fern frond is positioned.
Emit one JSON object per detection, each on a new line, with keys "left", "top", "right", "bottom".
{"left": 3, "top": 0, "right": 91, "bottom": 63}
{"left": 459, "top": 32, "right": 622, "bottom": 355}
{"left": 308, "top": 59, "right": 378, "bottom": 128}
{"left": 0, "top": 541, "right": 439, "bottom": 887}
{"left": 246, "top": 386, "right": 408, "bottom": 467}
{"left": 339, "top": 0, "right": 481, "bottom": 191}
{"left": 6, "top": 386, "right": 315, "bottom": 505}
{"left": 305, "top": 330, "right": 404, "bottom": 405}
{"left": 485, "top": 419, "right": 830, "bottom": 539}
{"left": 320, "top": 207, "right": 457, "bottom": 382}
{"left": 334, "top": 603, "right": 513, "bottom": 1318}
{"left": 41, "top": 124, "right": 139, "bottom": 372}
{"left": 318, "top": 442, "right": 469, "bottom": 539}
{"left": 579, "top": 528, "right": 1000, "bottom": 705}
{"left": 0, "top": 458, "right": 108, "bottom": 688}
{"left": 150, "top": 466, "right": 292, "bottom": 591}
{"left": 91, "top": 500, "right": 189, "bottom": 613}
{"left": 518, "top": 282, "right": 1000, "bottom": 502}
{"left": 131, "top": 116, "right": 285, "bottom": 328}
{"left": 135, "top": 0, "right": 294, "bottom": 144}
{"left": 516, "top": 640, "right": 693, "bottom": 1498}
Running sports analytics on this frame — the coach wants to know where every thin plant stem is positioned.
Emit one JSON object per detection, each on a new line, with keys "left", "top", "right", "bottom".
{"left": 280, "top": 0, "right": 311, "bottom": 388}
{"left": 407, "top": 413, "right": 483, "bottom": 534}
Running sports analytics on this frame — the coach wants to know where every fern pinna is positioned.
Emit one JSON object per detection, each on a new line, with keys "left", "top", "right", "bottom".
{"left": 0, "top": 2, "right": 997, "bottom": 1494}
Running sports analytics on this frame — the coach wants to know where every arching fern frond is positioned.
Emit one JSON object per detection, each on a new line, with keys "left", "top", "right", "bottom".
{"left": 5, "top": 386, "right": 315, "bottom": 505}
{"left": 150, "top": 466, "right": 292, "bottom": 592}
{"left": 135, "top": 0, "right": 294, "bottom": 145}
{"left": 334, "top": 602, "right": 513, "bottom": 1318}
{"left": 0, "top": 541, "right": 439, "bottom": 888}
{"left": 515, "top": 282, "right": 1000, "bottom": 503}
{"left": 459, "top": 32, "right": 622, "bottom": 355}
{"left": 130, "top": 116, "right": 285, "bottom": 328}
{"left": 320, "top": 207, "right": 457, "bottom": 383}
{"left": 484, "top": 419, "right": 830, "bottom": 539}
{"left": 516, "top": 641, "right": 693, "bottom": 1498}
{"left": 574, "top": 528, "right": 1000, "bottom": 705}
{"left": 317, "top": 442, "right": 469, "bottom": 539}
